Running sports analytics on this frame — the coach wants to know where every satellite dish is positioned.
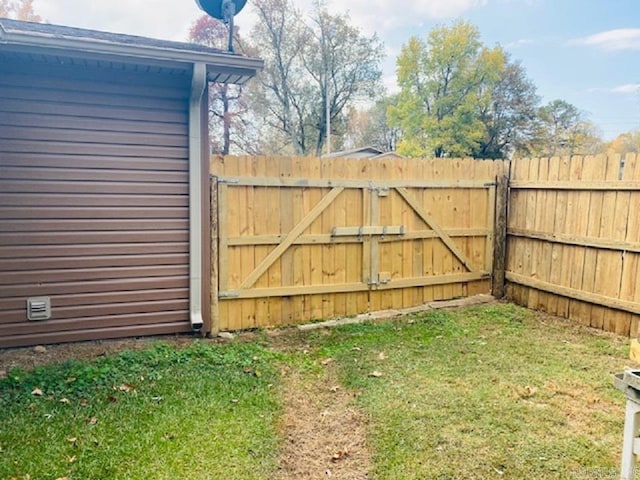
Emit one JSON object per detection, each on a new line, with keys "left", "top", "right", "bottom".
{"left": 196, "top": 0, "right": 247, "bottom": 52}
{"left": 196, "top": 0, "right": 247, "bottom": 20}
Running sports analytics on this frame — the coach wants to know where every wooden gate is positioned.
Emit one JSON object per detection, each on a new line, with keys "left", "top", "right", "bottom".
{"left": 210, "top": 156, "right": 507, "bottom": 331}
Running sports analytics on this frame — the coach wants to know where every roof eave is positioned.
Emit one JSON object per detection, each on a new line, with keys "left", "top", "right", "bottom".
{"left": 0, "top": 26, "right": 264, "bottom": 84}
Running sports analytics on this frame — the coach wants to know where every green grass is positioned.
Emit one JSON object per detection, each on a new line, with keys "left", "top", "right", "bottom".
{"left": 0, "top": 303, "right": 631, "bottom": 479}
{"left": 0, "top": 341, "right": 281, "bottom": 480}
{"left": 303, "top": 303, "right": 629, "bottom": 479}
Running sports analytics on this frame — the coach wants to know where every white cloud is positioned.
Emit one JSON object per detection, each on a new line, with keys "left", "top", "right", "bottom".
{"left": 586, "top": 84, "right": 640, "bottom": 94}
{"left": 31, "top": 0, "right": 488, "bottom": 43}
{"left": 612, "top": 84, "right": 640, "bottom": 94}
{"left": 328, "top": 0, "right": 488, "bottom": 33}
{"left": 505, "top": 38, "right": 533, "bottom": 49}
{"left": 34, "top": 0, "right": 229, "bottom": 42}
{"left": 569, "top": 28, "right": 640, "bottom": 51}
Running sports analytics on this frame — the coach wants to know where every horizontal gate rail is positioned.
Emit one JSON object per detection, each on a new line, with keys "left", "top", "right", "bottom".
{"left": 216, "top": 175, "right": 494, "bottom": 190}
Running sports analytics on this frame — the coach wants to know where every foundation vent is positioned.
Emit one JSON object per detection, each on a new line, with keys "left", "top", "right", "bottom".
{"left": 27, "top": 297, "right": 51, "bottom": 321}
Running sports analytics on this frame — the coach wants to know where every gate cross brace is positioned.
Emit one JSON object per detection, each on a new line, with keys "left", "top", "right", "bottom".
{"left": 395, "top": 187, "right": 475, "bottom": 272}
{"left": 239, "top": 186, "right": 345, "bottom": 289}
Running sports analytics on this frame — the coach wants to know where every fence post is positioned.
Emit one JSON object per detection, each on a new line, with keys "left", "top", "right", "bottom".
{"left": 210, "top": 175, "right": 220, "bottom": 336}
{"left": 492, "top": 173, "right": 509, "bottom": 298}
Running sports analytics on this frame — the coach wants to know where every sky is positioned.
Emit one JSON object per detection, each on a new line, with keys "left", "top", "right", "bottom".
{"left": 30, "top": 0, "right": 640, "bottom": 140}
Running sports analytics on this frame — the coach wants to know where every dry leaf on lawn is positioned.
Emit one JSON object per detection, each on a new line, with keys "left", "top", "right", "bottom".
{"left": 369, "top": 371, "right": 383, "bottom": 378}
{"left": 31, "top": 388, "right": 43, "bottom": 396}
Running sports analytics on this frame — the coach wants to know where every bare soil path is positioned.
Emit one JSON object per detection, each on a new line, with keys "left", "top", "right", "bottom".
{"left": 275, "top": 366, "right": 370, "bottom": 480}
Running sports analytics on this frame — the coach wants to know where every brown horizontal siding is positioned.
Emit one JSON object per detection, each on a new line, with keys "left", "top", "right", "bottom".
{"left": 0, "top": 85, "right": 188, "bottom": 112}
{"left": 0, "top": 231, "right": 187, "bottom": 246}
{"left": 0, "top": 253, "right": 188, "bottom": 271}
{"left": 0, "top": 194, "right": 188, "bottom": 207}
{"left": 1, "top": 167, "right": 189, "bottom": 184}
{"left": 0, "top": 288, "right": 188, "bottom": 311}
{"left": 0, "top": 139, "right": 188, "bottom": 158}
{"left": 1, "top": 153, "right": 188, "bottom": 171}
{"left": 0, "top": 265, "right": 188, "bottom": 285}
{"left": 0, "top": 311, "right": 190, "bottom": 337}
{"left": 0, "top": 322, "right": 193, "bottom": 349}
{"left": 0, "top": 180, "right": 188, "bottom": 195}
{"left": 0, "top": 54, "right": 192, "bottom": 347}
{"left": 1, "top": 299, "right": 189, "bottom": 325}
{"left": 0, "top": 72, "right": 190, "bottom": 102}
{"left": 0, "top": 112, "right": 186, "bottom": 135}
{"left": 0, "top": 276, "right": 188, "bottom": 297}
{"left": 0, "top": 98, "right": 188, "bottom": 123}
{"left": 0, "top": 206, "right": 187, "bottom": 220}
{"left": 0, "top": 125, "right": 187, "bottom": 148}
{"left": 0, "top": 243, "right": 187, "bottom": 258}
{"left": 1, "top": 219, "right": 187, "bottom": 232}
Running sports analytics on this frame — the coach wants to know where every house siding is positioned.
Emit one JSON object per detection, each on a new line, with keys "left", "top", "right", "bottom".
{"left": 0, "top": 55, "right": 193, "bottom": 347}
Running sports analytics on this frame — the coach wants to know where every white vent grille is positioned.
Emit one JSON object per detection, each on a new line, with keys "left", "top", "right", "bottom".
{"left": 27, "top": 297, "right": 51, "bottom": 321}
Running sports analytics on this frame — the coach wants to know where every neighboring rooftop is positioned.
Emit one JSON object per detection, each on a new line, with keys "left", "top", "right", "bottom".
{"left": 322, "top": 146, "right": 405, "bottom": 160}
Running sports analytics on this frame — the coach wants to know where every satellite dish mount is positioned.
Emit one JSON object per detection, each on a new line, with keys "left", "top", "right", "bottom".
{"left": 196, "top": 0, "right": 247, "bottom": 52}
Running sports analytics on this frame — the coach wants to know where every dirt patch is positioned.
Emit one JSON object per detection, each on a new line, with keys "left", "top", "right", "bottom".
{"left": 276, "top": 367, "right": 371, "bottom": 480}
{"left": 0, "top": 334, "right": 200, "bottom": 375}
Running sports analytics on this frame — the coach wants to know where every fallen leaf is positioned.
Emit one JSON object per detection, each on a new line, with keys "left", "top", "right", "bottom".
{"left": 33, "top": 345, "right": 47, "bottom": 354}
{"left": 44, "top": 413, "right": 53, "bottom": 420}
{"left": 352, "top": 346, "right": 361, "bottom": 351}
{"left": 59, "top": 398, "right": 70, "bottom": 405}
{"left": 88, "top": 417, "right": 98, "bottom": 425}
{"left": 151, "top": 396, "right": 163, "bottom": 403}
{"left": 55, "top": 477, "right": 69, "bottom": 480}
{"left": 331, "top": 450, "right": 349, "bottom": 462}
{"left": 369, "top": 371, "right": 383, "bottom": 378}
{"left": 31, "top": 388, "right": 43, "bottom": 396}
{"left": 66, "top": 437, "right": 77, "bottom": 443}
{"left": 117, "top": 383, "right": 134, "bottom": 392}
{"left": 254, "top": 370, "right": 262, "bottom": 378}
{"left": 329, "top": 386, "right": 340, "bottom": 393}
{"left": 107, "top": 396, "right": 118, "bottom": 403}
{"left": 243, "top": 367, "right": 253, "bottom": 374}
{"left": 80, "top": 399, "right": 88, "bottom": 407}
{"left": 320, "top": 358, "right": 333, "bottom": 366}
{"left": 67, "top": 455, "right": 77, "bottom": 463}
{"left": 378, "top": 351, "right": 387, "bottom": 360}
{"left": 65, "top": 377, "right": 76, "bottom": 384}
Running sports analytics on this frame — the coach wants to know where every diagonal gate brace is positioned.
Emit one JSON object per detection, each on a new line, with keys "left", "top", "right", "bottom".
{"left": 239, "top": 186, "right": 344, "bottom": 289}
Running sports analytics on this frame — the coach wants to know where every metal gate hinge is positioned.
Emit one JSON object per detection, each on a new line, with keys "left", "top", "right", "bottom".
{"left": 218, "top": 291, "right": 240, "bottom": 298}
{"left": 217, "top": 177, "right": 240, "bottom": 185}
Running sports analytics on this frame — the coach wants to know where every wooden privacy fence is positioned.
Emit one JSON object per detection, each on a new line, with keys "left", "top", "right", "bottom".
{"left": 506, "top": 154, "right": 640, "bottom": 337}
{"left": 210, "top": 156, "right": 508, "bottom": 331}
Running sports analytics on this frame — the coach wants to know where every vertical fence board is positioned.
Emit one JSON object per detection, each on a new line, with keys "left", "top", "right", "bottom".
{"left": 211, "top": 155, "right": 504, "bottom": 331}
{"left": 506, "top": 154, "right": 640, "bottom": 336}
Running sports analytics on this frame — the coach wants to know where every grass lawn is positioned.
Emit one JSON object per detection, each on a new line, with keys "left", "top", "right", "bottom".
{"left": 0, "top": 342, "right": 281, "bottom": 480}
{"left": 0, "top": 303, "right": 631, "bottom": 479}
{"left": 306, "top": 304, "right": 629, "bottom": 479}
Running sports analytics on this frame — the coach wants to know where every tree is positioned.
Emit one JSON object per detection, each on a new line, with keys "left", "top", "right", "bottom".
{"left": 526, "top": 100, "right": 602, "bottom": 157}
{"left": 250, "top": 0, "right": 383, "bottom": 156}
{"left": 390, "top": 21, "right": 504, "bottom": 158}
{"left": 604, "top": 130, "right": 640, "bottom": 155}
{"left": 345, "top": 95, "right": 401, "bottom": 152}
{"left": 475, "top": 57, "right": 539, "bottom": 159}
{"left": 1, "top": 0, "right": 41, "bottom": 21}
{"left": 189, "top": 15, "right": 258, "bottom": 155}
